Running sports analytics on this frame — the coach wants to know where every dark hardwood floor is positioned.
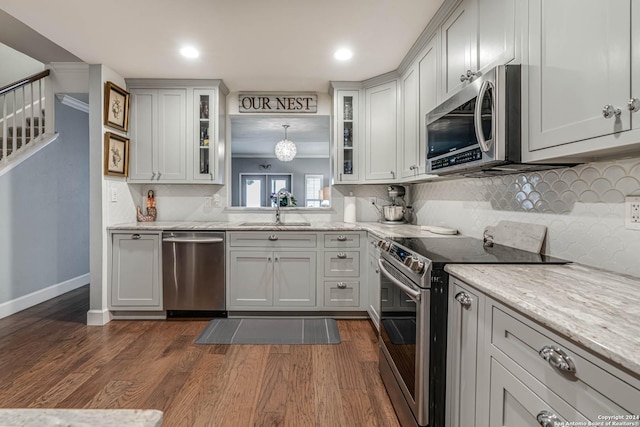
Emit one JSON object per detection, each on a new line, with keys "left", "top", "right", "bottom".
{"left": 0, "top": 286, "right": 400, "bottom": 426}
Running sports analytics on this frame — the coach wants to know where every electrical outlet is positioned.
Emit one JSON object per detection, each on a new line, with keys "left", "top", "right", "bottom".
{"left": 213, "top": 194, "right": 221, "bottom": 207}
{"left": 625, "top": 196, "right": 640, "bottom": 230}
{"left": 368, "top": 196, "right": 377, "bottom": 205}
{"left": 111, "top": 188, "right": 118, "bottom": 203}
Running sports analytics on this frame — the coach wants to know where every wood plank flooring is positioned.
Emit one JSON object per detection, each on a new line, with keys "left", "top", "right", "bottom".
{"left": 0, "top": 286, "right": 401, "bottom": 426}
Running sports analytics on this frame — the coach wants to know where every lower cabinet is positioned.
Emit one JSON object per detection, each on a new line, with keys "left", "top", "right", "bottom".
{"left": 367, "top": 235, "right": 381, "bottom": 329}
{"left": 447, "top": 276, "right": 640, "bottom": 426}
{"left": 226, "top": 231, "right": 367, "bottom": 311}
{"left": 109, "top": 231, "right": 162, "bottom": 311}
{"left": 228, "top": 250, "right": 316, "bottom": 307}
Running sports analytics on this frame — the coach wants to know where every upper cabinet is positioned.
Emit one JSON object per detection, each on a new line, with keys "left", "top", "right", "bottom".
{"left": 333, "top": 88, "right": 361, "bottom": 183}
{"left": 523, "top": 0, "right": 640, "bottom": 162}
{"left": 365, "top": 80, "right": 398, "bottom": 181}
{"left": 441, "top": 0, "right": 477, "bottom": 100}
{"left": 440, "top": 0, "right": 517, "bottom": 102}
{"left": 400, "top": 63, "right": 420, "bottom": 179}
{"left": 126, "top": 79, "right": 228, "bottom": 184}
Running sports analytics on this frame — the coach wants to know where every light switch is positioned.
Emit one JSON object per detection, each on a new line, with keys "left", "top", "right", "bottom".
{"left": 111, "top": 188, "right": 118, "bottom": 202}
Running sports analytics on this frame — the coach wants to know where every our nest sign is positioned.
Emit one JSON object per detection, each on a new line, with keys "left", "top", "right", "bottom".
{"left": 238, "top": 94, "right": 317, "bottom": 113}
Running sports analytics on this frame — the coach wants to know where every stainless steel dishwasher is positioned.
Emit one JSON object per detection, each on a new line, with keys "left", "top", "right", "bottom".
{"left": 162, "top": 231, "right": 226, "bottom": 316}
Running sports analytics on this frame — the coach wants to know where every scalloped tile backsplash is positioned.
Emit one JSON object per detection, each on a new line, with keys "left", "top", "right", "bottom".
{"left": 411, "top": 156, "right": 640, "bottom": 278}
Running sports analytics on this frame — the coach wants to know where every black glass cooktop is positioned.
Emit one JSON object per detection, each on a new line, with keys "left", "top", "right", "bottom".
{"left": 389, "top": 236, "right": 569, "bottom": 268}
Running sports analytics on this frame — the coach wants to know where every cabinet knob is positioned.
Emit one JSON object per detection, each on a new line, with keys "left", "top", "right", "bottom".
{"left": 459, "top": 69, "right": 478, "bottom": 82}
{"left": 536, "top": 410, "right": 561, "bottom": 427}
{"left": 337, "top": 252, "right": 347, "bottom": 259}
{"left": 268, "top": 235, "right": 278, "bottom": 241}
{"left": 538, "top": 345, "right": 576, "bottom": 373}
{"left": 131, "top": 234, "right": 141, "bottom": 240}
{"left": 628, "top": 97, "right": 640, "bottom": 112}
{"left": 602, "top": 104, "right": 622, "bottom": 119}
{"left": 337, "top": 235, "right": 347, "bottom": 242}
{"left": 268, "top": 256, "right": 272, "bottom": 262}
{"left": 454, "top": 292, "right": 472, "bottom": 308}
{"left": 337, "top": 282, "right": 347, "bottom": 289}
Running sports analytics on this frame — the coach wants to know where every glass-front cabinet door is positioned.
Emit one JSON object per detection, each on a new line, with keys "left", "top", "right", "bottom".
{"left": 193, "top": 88, "right": 216, "bottom": 181}
{"left": 336, "top": 90, "right": 359, "bottom": 182}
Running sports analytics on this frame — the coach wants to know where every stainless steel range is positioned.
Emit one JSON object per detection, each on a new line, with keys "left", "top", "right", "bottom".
{"left": 377, "top": 236, "right": 569, "bottom": 427}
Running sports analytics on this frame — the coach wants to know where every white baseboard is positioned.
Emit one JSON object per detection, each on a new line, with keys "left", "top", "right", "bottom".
{"left": 87, "top": 308, "right": 113, "bottom": 326}
{"left": 0, "top": 272, "right": 89, "bottom": 320}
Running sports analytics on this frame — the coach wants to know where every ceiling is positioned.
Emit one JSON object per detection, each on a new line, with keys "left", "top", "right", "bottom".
{"left": 231, "top": 115, "right": 330, "bottom": 158}
{"left": 0, "top": 0, "right": 445, "bottom": 92}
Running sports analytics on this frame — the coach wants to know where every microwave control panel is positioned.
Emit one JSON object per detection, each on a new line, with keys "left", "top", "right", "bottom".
{"left": 430, "top": 147, "right": 482, "bottom": 171}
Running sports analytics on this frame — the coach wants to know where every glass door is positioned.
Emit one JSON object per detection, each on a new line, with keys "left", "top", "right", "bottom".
{"left": 337, "top": 90, "right": 359, "bottom": 182}
{"left": 193, "top": 89, "right": 215, "bottom": 181}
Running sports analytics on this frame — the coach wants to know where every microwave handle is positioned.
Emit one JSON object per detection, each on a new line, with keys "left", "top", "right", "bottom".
{"left": 474, "top": 80, "right": 493, "bottom": 152}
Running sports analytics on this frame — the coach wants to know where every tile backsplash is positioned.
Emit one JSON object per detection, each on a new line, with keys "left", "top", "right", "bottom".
{"left": 411, "top": 156, "right": 640, "bottom": 278}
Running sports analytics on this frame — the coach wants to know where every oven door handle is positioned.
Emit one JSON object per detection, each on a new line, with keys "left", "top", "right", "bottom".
{"left": 378, "top": 259, "right": 421, "bottom": 302}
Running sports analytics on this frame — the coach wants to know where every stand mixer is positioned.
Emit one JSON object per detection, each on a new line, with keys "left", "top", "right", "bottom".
{"left": 375, "top": 185, "right": 412, "bottom": 224}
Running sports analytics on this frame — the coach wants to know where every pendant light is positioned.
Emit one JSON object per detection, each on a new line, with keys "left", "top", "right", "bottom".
{"left": 274, "top": 124, "right": 297, "bottom": 162}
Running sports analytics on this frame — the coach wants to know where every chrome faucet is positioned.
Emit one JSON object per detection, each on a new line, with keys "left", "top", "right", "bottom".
{"left": 275, "top": 203, "right": 281, "bottom": 224}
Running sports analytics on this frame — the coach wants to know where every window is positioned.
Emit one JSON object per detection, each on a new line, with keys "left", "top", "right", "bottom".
{"left": 305, "top": 175, "right": 323, "bottom": 207}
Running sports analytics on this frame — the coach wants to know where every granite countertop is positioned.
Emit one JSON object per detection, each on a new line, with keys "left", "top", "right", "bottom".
{"left": 108, "top": 221, "right": 459, "bottom": 239}
{"left": 0, "top": 409, "right": 162, "bottom": 427}
{"left": 444, "top": 263, "right": 640, "bottom": 378}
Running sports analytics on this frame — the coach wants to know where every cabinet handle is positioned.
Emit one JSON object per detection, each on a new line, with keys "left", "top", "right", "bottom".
{"left": 209, "top": 172, "right": 213, "bottom": 181}
{"left": 268, "top": 256, "right": 272, "bottom": 262}
{"left": 131, "top": 234, "right": 141, "bottom": 240}
{"left": 628, "top": 97, "right": 640, "bottom": 112}
{"left": 337, "top": 235, "right": 347, "bottom": 242}
{"left": 274, "top": 257, "right": 279, "bottom": 262}
{"left": 339, "top": 172, "right": 343, "bottom": 181}
{"left": 268, "top": 235, "right": 278, "bottom": 241}
{"left": 459, "top": 69, "right": 478, "bottom": 82}
{"left": 536, "top": 410, "right": 561, "bottom": 427}
{"left": 538, "top": 345, "right": 576, "bottom": 373}
{"left": 454, "top": 292, "right": 472, "bottom": 308}
{"left": 337, "top": 252, "right": 347, "bottom": 259}
{"left": 151, "top": 172, "right": 156, "bottom": 180}
{"left": 156, "top": 172, "right": 162, "bottom": 180}
{"left": 337, "top": 282, "right": 347, "bottom": 289}
{"left": 375, "top": 268, "right": 379, "bottom": 274}
{"left": 602, "top": 104, "right": 622, "bottom": 119}
{"left": 390, "top": 170, "right": 395, "bottom": 178}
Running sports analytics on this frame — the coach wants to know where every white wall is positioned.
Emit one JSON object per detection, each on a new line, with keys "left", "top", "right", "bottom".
{"left": 0, "top": 42, "right": 44, "bottom": 87}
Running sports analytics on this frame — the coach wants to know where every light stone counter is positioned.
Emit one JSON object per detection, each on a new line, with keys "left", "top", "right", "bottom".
{"left": 444, "top": 263, "right": 640, "bottom": 377}
{"left": 0, "top": 409, "right": 162, "bottom": 427}
{"left": 108, "top": 221, "right": 459, "bottom": 239}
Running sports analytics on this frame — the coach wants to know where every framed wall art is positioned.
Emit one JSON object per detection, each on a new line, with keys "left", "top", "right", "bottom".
{"left": 104, "top": 132, "right": 130, "bottom": 177}
{"left": 104, "top": 81, "right": 130, "bottom": 132}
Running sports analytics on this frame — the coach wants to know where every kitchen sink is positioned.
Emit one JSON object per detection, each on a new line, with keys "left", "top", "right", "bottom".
{"left": 239, "top": 222, "right": 311, "bottom": 227}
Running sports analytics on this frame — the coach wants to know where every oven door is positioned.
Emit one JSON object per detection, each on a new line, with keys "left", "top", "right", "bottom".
{"left": 378, "top": 258, "right": 430, "bottom": 426}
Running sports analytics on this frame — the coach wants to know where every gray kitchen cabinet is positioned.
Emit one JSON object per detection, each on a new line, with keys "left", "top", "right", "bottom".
{"left": 333, "top": 88, "right": 361, "bottom": 183}
{"left": 367, "top": 235, "right": 381, "bottom": 330}
{"left": 365, "top": 80, "right": 398, "bottom": 181}
{"left": 440, "top": 0, "right": 477, "bottom": 101}
{"left": 228, "top": 250, "right": 316, "bottom": 308}
{"left": 523, "top": 0, "right": 640, "bottom": 162}
{"left": 127, "top": 79, "right": 227, "bottom": 184}
{"left": 447, "top": 275, "right": 640, "bottom": 425}
{"left": 128, "top": 88, "right": 187, "bottom": 182}
{"left": 417, "top": 36, "right": 439, "bottom": 177}
{"left": 323, "top": 280, "right": 360, "bottom": 307}
{"left": 227, "top": 232, "right": 317, "bottom": 309}
{"left": 446, "top": 278, "right": 485, "bottom": 427}
{"left": 400, "top": 63, "right": 420, "bottom": 179}
{"left": 109, "top": 232, "right": 162, "bottom": 310}
{"left": 323, "top": 251, "right": 360, "bottom": 277}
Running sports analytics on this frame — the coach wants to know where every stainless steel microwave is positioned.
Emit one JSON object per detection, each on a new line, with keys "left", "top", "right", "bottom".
{"left": 425, "top": 65, "right": 524, "bottom": 176}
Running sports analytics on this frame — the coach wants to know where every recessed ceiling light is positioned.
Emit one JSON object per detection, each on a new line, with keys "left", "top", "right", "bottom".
{"left": 180, "top": 46, "right": 200, "bottom": 59}
{"left": 334, "top": 48, "right": 353, "bottom": 61}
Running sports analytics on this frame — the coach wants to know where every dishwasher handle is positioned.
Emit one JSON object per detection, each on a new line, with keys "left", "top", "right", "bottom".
{"left": 163, "top": 236, "right": 224, "bottom": 244}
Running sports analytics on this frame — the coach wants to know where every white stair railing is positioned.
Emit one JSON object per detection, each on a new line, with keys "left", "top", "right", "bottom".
{"left": 0, "top": 70, "right": 50, "bottom": 163}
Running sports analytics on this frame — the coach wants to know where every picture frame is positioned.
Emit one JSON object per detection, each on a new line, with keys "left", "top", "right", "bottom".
{"left": 104, "top": 81, "right": 130, "bottom": 132}
{"left": 104, "top": 132, "right": 130, "bottom": 177}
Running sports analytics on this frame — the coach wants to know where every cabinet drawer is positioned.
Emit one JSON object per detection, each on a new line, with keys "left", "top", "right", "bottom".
{"left": 323, "top": 251, "right": 360, "bottom": 277}
{"left": 324, "top": 281, "right": 360, "bottom": 307}
{"left": 324, "top": 233, "right": 360, "bottom": 248}
{"left": 491, "top": 306, "right": 640, "bottom": 417}
{"left": 228, "top": 232, "right": 317, "bottom": 248}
